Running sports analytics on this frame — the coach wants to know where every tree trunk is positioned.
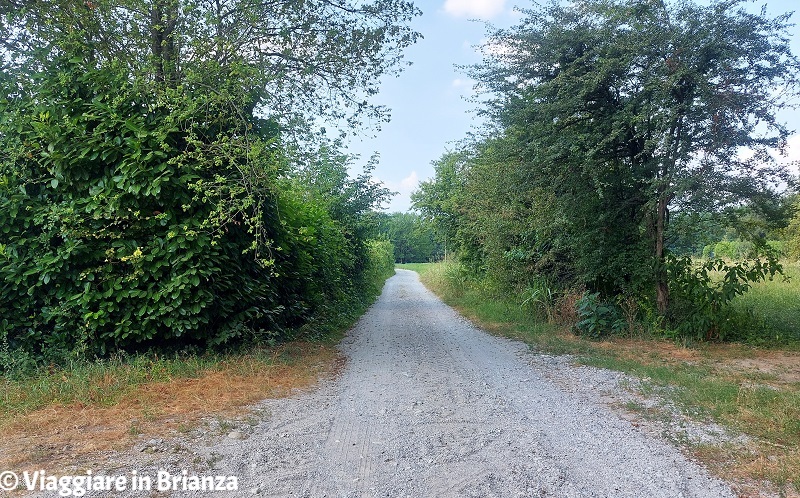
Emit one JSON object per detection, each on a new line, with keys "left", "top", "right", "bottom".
{"left": 655, "top": 194, "right": 669, "bottom": 315}
{"left": 150, "top": 0, "right": 179, "bottom": 85}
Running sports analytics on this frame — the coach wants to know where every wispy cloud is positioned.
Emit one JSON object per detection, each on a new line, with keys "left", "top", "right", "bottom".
{"left": 451, "top": 78, "right": 477, "bottom": 96}
{"left": 399, "top": 170, "right": 419, "bottom": 191}
{"left": 443, "top": 0, "right": 506, "bottom": 19}
{"left": 381, "top": 171, "right": 419, "bottom": 212}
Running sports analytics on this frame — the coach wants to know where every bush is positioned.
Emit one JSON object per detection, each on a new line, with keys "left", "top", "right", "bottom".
{"left": 0, "top": 55, "right": 287, "bottom": 359}
{"left": 573, "top": 292, "right": 626, "bottom": 339}
{"left": 666, "top": 254, "right": 783, "bottom": 341}
{"left": 0, "top": 54, "right": 395, "bottom": 366}
{"left": 520, "top": 280, "right": 557, "bottom": 322}
{"left": 701, "top": 239, "right": 784, "bottom": 260}
{"left": 363, "top": 239, "right": 396, "bottom": 295}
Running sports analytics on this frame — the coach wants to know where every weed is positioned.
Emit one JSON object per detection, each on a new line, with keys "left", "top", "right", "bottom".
{"left": 215, "top": 417, "right": 235, "bottom": 434}
{"left": 574, "top": 292, "right": 626, "bottom": 338}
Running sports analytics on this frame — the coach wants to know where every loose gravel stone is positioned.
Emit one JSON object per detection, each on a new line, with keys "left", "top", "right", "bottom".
{"left": 31, "top": 270, "right": 734, "bottom": 497}
{"left": 228, "top": 430, "right": 245, "bottom": 440}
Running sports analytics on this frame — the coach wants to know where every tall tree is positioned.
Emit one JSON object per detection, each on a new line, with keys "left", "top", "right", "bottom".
{"left": 1, "top": 0, "right": 420, "bottom": 130}
{"left": 469, "top": 0, "right": 799, "bottom": 311}
{"left": 412, "top": 151, "right": 470, "bottom": 262}
{"left": 375, "top": 212, "right": 440, "bottom": 263}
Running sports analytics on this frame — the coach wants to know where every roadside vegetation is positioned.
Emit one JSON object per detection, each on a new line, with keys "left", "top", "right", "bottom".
{"left": 402, "top": 261, "right": 800, "bottom": 495}
{"left": 1, "top": 244, "right": 394, "bottom": 470}
{"left": 0, "top": 0, "right": 408, "bottom": 467}
{"left": 374, "top": 212, "right": 443, "bottom": 264}
{"left": 406, "top": 0, "right": 800, "bottom": 494}
{"left": 413, "top": 0, "right": 799, "bottom": 347}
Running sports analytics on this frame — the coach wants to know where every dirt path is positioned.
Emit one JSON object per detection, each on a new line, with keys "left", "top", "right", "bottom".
{"left": 37, "top": 269, "right": 734, "bottom": 497}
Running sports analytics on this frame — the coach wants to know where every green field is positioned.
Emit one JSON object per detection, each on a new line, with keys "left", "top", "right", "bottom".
{"left": 731, "top": 262, "right": 800, "bottom": 346}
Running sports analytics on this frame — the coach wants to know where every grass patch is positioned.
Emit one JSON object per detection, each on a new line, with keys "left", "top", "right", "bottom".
{"left": 395, "top": 262, "right": 434, "bottom": 275}
{"left": 411, "top": 260, "right": 800, "bottom": 496}
{"left": 0, "top": 342, "right": 339, "bottom": 470}
{"left": 0, "top": 275, "right": 386, "bottom": 471}
{"left": 0, "top": 346, "right": 323, "bottom": 422}
{"left": 731, "top": 262, "right": 800, "bottom": 347}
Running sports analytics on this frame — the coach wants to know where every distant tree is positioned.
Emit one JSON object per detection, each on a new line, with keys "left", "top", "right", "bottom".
{"left": 784, "top": 195, "right": 800, "bottom": 261}
{"left": 375, "top": 212, "right": 441, "bottom": 263}
{"left": 668, "top": 193, "right": 796, "bottom": 256}
{"left": 412, "top": 152, "right": 470, "bottom": 261}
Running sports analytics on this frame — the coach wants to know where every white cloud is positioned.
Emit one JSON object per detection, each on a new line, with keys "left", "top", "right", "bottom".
{"left": 451, "top": 78, "right": 467, "bottom": 88}
{"left": 399, "top": 170, "right": 419, "bottom": 191}
{"left": 450, "top": 78, "right": 477, "bottom": 96}
{"left": 381, "top": 171, "right": 419, "bottom": 212}
{"left": 443, "top": 0, "right": 506, "bottom": 19}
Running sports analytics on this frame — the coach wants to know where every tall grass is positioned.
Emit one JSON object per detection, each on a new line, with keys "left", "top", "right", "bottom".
{"left": 730, "top": 262, "right": 800, "bottom": 346}
{"left": 0, "top": 350, "right": 276, "bottom": 420}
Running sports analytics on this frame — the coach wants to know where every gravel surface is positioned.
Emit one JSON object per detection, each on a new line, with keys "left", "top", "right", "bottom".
{"left": 27, "top": 269, "right": 735, "bottom": 497}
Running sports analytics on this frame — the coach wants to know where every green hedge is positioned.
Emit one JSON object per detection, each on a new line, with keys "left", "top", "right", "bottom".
{"left": 0, "top": 54, "right": 393, "bottom": 367}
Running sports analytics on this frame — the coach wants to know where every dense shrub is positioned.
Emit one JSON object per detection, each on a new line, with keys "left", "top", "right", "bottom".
{"left": 413, "top": 0, "right": 798, "bottom": 344}
{"left": 0, "top": 55, "right": 394, "bottom": 365}
{"left": 574, "top": 292, "right": 626, "bottom": 339}
{"left": 363, "top": 239, "right": 397, "bottom": 295}
{"left": 666, "top": 255, "right": 783, "bottom": 341}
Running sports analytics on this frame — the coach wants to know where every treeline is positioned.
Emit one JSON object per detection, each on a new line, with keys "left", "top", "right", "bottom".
{"left": 414, "top": 0, "right": 800, "bottom": 342}
{"left": 0, "top": 0, "right": 418, "bottom": 367}
{"left": 374, "top": 212, "right": 443, "bottom": 263}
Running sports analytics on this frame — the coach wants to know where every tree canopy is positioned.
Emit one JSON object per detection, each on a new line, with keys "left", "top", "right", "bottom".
{"left": 416, "top": 0, "right": 799, "bottom": 338}
{"left": 1, "top": 0, "right": 420, "bottom": 131}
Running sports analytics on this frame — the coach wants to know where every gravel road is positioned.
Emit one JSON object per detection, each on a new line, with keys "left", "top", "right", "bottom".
{"left": 36, "top": 269, "right": 735, "bottom": 497}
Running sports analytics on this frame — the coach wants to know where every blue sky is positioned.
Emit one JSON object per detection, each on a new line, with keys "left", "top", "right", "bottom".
{"left": 345, "top": 0, "right": 800, "bottom": 213}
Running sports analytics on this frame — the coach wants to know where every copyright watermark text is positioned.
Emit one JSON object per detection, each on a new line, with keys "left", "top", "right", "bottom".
{"left": 0, "top": 469, "right": 238, "bottom": 496}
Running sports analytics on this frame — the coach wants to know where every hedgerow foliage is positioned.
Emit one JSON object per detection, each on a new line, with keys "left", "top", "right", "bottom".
{"left": 414, "top": 0, "right": 799, "bottom": 342}
{"left": 2, "top": 51, "right": 283, "bottom": 354}
{"left": 0, "top": 53, "right": 396, "bottom": 364}
{"left": 0, "top": 0, "right": 418, "bottom": 366}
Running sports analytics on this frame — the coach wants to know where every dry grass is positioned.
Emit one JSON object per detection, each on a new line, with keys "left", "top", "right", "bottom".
{"left": 588, "top": 338, "right": 800, "bottom": 496}
{"left": 0, "top": 342, "right": 340, "bottom": 471}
